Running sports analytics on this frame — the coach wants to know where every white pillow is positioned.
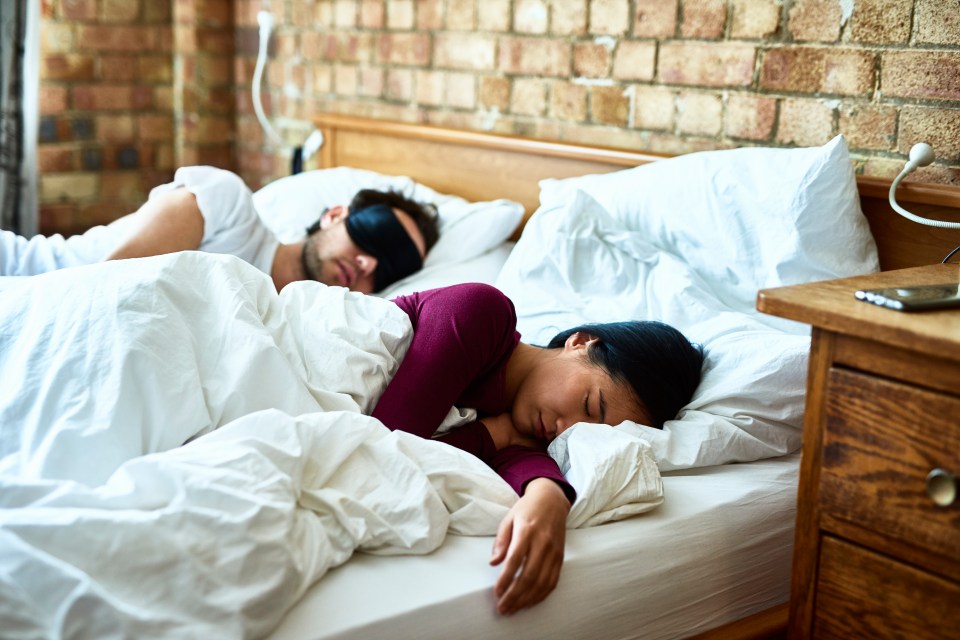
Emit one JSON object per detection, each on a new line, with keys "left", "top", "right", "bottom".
{"left": 538, "top": 135, "right": 879, "bottom": 313}
{"left": 496, "top": 190, "right": 806, "bottom": 470}
{"left": 251, "top": 167, "right": 523, "bottom": 269}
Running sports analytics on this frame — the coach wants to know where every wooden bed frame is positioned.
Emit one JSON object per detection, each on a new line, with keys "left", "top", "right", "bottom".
{"left": 314, "top": 113, "right": 960, "bottom": 271}
{"left": 312, "top": 112, "right": 960, "bottom": 640}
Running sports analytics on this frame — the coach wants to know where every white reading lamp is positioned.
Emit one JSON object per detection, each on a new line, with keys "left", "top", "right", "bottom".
{"left": 889, "top": 143, "right": 960, "bottom": 230}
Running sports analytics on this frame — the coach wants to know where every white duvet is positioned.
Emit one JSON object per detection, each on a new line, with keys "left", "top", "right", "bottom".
{"left": 0, "top": 253, "right": 661, "bottom": 639}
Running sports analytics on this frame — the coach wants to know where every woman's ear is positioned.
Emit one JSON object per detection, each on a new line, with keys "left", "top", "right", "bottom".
{"left": 564, "top": 331, "right": 600, "bottom": 351}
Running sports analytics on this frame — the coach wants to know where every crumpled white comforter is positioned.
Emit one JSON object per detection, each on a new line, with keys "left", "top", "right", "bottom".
{"left": 0, "top": 253, "right": 661, "bottom": 639}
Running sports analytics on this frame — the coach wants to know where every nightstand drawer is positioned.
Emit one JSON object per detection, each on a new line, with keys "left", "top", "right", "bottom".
{"left": 814, "top": 536, "right": 960, "bottom": 639}
{"left": 820, "top": 368, "right": 960, "bottom": 563}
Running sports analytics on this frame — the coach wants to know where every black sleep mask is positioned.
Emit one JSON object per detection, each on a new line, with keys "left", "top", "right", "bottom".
{"left": 344, "top": 204, "right": 422, "bottom": 291}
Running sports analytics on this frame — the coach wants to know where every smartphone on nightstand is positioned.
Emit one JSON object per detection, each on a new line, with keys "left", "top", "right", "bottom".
{"left": 855, "top": 283, "right": 960, "bottom": 311}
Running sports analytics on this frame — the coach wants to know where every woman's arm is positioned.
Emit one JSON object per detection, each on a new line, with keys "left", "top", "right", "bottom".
{"left": 490, "top": 478, "right": 570, "bottom": 615}
{"left": 105, "top": 188, "right": 204, "bottom": 261}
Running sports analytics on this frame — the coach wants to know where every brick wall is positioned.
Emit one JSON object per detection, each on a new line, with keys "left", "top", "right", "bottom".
{"left": 38, "top": 0, "right": 960, "bottom": 235}
{"left": 37, "top": 0, "right": 234, "bottom": 236}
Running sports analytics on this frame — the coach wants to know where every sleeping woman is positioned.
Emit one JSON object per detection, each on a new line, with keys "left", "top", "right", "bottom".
{"left": 373, "top": 283, "right": 704, "bottom": 615}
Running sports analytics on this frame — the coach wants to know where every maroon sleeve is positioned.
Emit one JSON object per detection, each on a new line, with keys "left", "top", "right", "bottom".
{"left": 374, "top": 283, "right": 575, "bottom": 502}
{"left": 372, "top": 283, "right": 518, "bottom": 439}
{"left": 488, "top": 446, "right": 577, "bottom": 503}
{"left": 434, "top": 423, "right": 577, "bottom": 502}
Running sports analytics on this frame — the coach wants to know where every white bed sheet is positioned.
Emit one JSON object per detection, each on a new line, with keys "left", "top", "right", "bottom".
{"left": 271, "top": 453, "right": 798, "bottom": 640}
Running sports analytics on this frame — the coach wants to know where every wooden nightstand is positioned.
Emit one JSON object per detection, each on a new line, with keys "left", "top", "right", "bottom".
{"left": 757, "top": 263, "right": 960, "bottom": 640}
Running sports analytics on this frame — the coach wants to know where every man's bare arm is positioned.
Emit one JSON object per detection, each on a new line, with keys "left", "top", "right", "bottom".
{"left": 105, "top": 187, "right": 204, "bottom": 261}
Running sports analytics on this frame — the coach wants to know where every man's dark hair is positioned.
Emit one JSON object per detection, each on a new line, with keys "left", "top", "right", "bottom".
{"left": 547, "top": 321, "right": 705, "bottom": 428}
{"left": 349, "top": 189, "right": 440, "bottom": 253}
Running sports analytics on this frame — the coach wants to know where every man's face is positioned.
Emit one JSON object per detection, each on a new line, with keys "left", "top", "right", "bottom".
{"left": 302, "top": 205, "right": 427, "bottom": 294}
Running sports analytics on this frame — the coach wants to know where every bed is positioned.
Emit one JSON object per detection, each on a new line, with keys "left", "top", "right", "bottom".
{"left": 267, "top": 114, "right": 960, "bottom": 640}
{"left": 2, "top": 114, "right": 959, "bottom": 640}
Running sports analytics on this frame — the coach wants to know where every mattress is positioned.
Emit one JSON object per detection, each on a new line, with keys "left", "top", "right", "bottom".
{"left": 270, "top": 453, "right": 799, "bottom": 640}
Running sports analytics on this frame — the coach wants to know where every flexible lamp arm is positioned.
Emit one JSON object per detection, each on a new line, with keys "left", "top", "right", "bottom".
{"left": 888, "top": 143, "right": 960, "bottom": 229}
{"left": 253, "top": 11, "right": 285, "bottom": 148}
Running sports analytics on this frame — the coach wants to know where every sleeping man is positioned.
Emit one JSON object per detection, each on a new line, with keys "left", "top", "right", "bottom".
{"left": 0, "top": 166, "right": 440, "bottom": 294}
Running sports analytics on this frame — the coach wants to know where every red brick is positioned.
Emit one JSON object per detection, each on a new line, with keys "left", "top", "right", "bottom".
{"left": 99, "top": 171, "right": 146, "bottom": 201}
{"left": 849, "top": 0, "right": 911, "bottom": 44}
{"left": 416, "top": 0, "right": 444, "bottom": 30}
{"left": 777, "top": 98, "right": 834, "bottom": 146}
{"left": 416, "top": 70, "right": 444, "bottom": 105}
{"left": 334, "top": 65, "right": 358, "bottom": 95}
{"left": 499, "top": 37, "right": 570, "bottom": 77}
{"left": 574, "top": 43, "right": 612, "bottom": 78}
{"left": 198, "top": 56, "right": 233, "bottom": 86}
{"left": 387, "top": 0, "right": 415, "bottom": 29}
{"left": 659, "top": 43, "right": 755, "bottom": 87}
{"left": 40, "top": 173, "right": 98, "bottom": 203}
{"left": 446, "top": 72, "right": 476, "bottom": 109}
{"left": 40, "top": 86, "right": 69, "bottom": 114}
{"left": 761, "top": 47, "right": 875, "bottom": 96}
{"left": 882, "top": 51, "right": 960, "bottom": 101}
{"left": 479, "top": 75, "right": 510, "bottom": 111}
{"left": 434, "top": 34, "right": 496, "bottom": 70}
{"left": 360, "top": 0, "right": 385, "bottom": 28}
{"left": 39, "top": 203, "right": 79, "bottom": 236}
{"left": 334, "top": 0, "right": 358, "bottom": 28}
{"left": 144, "top": 0, "right": 171, "bottom": 22}
{"left": 634, "top": 0, "right": 677, "bottom": 38}
{"left": 726, "top": 94, "right": 776, "bottom": 140}
{"left": 787, "top": 0, "right": 841, "bottom": 42}
{"left": 899, "top": 106, "right": 960, "bottom": 161}
{"left": 552, "top": 0, "right": 587, "bottom": 35}
{"left": 612, "top": 41, "right": 656, "bottom": 81}
{"left": 72, "top": 85, "right": 137, "bottom": 111}
{"left": 446, "top": 0, "right": 476, "bottom": 30}
{"left": 78, "top": 26, "right": 157, "bottom": 52}
{"left": 138, "top": 115, "right": 174, "bottom": 142}
{"left": 377, "top": 33, "right": 431, "bottom": 66}
{"left": 141, "top": 56, "right": 174, "bottom": 83}
{"left": 589, "top": 0, "right": 630, "bottom": 35}
{"left": 515, "top": 0, "right": 548, "bottom": 33}
{"left": 682, "top": 0, "right": 727, "bottom": 38}
{"left": 478, "top": 0, "right": 511, "bottom": 31}
{"left": 838, "top": 104, "right": 896, "bottom": 151}
{"left": 916, "top": 0, "right": 960, "bottom": 46}
{"left": 63, "top": 0, "right": 97, "bottom": 21}
{"left": 550, "top": 81, "right": 587, "bottom": 121}
{"left": 42, "top": 24, "right": 74, "bottom": 54}
{"left": 99, "top": 56, "right": 137, "bottom": 82}
{"left": 41, "top": 54, "right": 95, "bottom": 81}
{"left": 630, "top": 85, "right": 674, "bottom": 130}
{"left": 731, "top": 0, "right": 780, "bottom": 38}
{"left": 677, "top": 92, "right": 722, "bottom": 136}
{"left": 511, "top": 78, "right": 548, "bottom": 116}
{"left": 101, "top": 0, "right": 141, "bottom": 23}
{"left": 591, "top": 86, "right": 630, "bottom": 126}
{"left": 38, "top": 146, "right": 76, "bottom": 172}
{"left": 97, "top": 114, "right": 136, "bottom": 141}
{"left": 385, "top": 69, "right": 414, "bottom": 101}
{"left": 359, "top": 67, "right": 385, "bottom": 97}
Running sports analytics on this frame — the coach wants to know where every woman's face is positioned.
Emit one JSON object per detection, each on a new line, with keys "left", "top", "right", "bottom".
{"left": 511, "top": 334, "right": 648, "bottom": 443}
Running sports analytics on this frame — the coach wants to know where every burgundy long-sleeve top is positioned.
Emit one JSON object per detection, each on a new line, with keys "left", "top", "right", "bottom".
{"left": 371, "top": 283, "right": 575, "bottom": 502}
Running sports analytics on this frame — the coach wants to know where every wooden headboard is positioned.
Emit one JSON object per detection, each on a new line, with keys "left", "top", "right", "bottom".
{"left": 313, "top": 113, "right": 960, "bottom": 272}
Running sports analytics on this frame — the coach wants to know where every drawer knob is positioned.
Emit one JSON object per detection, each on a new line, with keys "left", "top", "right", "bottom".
{"left": 926, "top": 469, "right": 957, "bottom": 507}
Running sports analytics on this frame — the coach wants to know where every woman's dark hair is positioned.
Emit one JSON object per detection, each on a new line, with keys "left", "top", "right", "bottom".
{"left": 349, "top": 189, "right": 440, "bottom": 253}
{"left": 547, "top": 321, "right": 705, "bottom": 428}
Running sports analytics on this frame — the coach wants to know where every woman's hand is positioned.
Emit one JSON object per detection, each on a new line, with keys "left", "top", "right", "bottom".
{"left": 481, "top": 413, "right": 539, "bottom": 450}
{"left": 490, "top": 477, "right": 570, "bottom": 615}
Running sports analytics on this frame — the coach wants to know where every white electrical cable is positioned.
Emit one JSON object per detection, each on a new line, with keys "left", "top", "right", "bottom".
{"left": 253, "top": 11, "right": 285, "bottom": 148}
{"left": 888, "top": 143, "right": 960, "bottom": 229}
